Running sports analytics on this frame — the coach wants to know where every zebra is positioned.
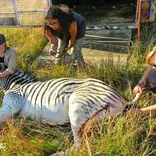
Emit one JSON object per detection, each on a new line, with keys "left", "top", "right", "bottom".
{"left": 0, "top": 69, "right": 141, "bottom": 149}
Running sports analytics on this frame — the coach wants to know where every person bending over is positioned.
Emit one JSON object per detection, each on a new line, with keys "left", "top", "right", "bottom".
{"left": 43, "top": 5, "right": 86, "bottom": 70}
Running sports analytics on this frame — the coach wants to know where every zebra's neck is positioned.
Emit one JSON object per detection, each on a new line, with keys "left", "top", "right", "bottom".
{"left": 0, "top": 69, "right": 36, "bottom": 92}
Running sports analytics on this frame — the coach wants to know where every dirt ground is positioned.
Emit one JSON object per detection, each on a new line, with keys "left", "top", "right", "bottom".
{"left": 38, "top": 41, "right": 129, "bottom": 67}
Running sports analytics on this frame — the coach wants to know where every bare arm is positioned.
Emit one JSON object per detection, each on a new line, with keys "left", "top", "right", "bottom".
{"left": 138, "top": 68, "right": 150, "bottom": 86}
{"left": 0, "top": 70, "right": 11, "bottom": 78}
{"left": 44, "top": 27, "right": 58, "bottom": 54}
{"left": 44, "top": 28, "right": 57, "bottom": 45}
{"left": 140, "top": 105, "right": 156, "bottom": 113}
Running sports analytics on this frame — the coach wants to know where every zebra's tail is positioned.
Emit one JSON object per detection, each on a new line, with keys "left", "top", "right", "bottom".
{"left": 123, "top": 92, "right": 142, "bottom": 113}
{"left": 128, "top": 92, "right": 142, "bottom": 105}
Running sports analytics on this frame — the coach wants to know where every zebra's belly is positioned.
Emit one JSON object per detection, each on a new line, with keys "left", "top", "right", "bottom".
{"left": 19, "top": 99, "right": 70, "bottom": 125}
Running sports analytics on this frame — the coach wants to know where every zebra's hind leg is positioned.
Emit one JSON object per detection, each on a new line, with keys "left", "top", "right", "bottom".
{"left": 68, "top": 92, "right": 126, "bottom": 150}
{"left": 68, "top": 93, "right": 92, "bottom": 150}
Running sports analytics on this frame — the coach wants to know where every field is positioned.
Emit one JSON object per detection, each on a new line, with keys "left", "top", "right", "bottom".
{"left": 0, "top": 1, "right": 156, "bottom": 156}
{"left": 0, "top": 26, "right": 155, "bottom": 155}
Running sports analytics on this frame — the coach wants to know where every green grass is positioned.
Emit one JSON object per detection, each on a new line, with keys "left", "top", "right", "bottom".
{"left": 0, "top": 27, "right": 156, "bottom": 156}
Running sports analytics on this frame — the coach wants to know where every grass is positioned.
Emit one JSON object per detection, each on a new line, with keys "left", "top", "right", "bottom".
{"left": 0, "top": 21, "right": 156, "bottom": 155}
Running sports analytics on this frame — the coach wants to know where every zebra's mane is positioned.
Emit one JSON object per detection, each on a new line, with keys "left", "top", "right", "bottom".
{"left": 0, "top": 69, "right": 36, "bottom": 92}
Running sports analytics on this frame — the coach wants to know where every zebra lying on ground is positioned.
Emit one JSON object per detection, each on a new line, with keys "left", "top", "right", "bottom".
{"left": 0, "top": 69, "right": 140, "bottom": 148}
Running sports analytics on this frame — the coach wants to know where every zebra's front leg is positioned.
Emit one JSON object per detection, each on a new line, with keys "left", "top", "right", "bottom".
{"left": 0, "top": 92, "right": 23, "bottom": 122}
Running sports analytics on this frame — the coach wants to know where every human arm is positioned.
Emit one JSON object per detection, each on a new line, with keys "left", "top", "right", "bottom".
{"left": 44, "top": 28, "right": 57, "bottom": 45}
{"left": 133, "top": 68, "right": 150, "bottom": 94}
{"left": 65, "top": 21, "right": 77, "bottom": 51}
{"left": 43, "top": 25, "right": 58, "bottom": 54}
{"left": 129, "top": 105, "right": 156, "bottom": 115}
{"left": 0, "top": 70, "right": 11, "bottom": 78}
{"left": 140, "top": 105, "right": 156, "bottom": 113}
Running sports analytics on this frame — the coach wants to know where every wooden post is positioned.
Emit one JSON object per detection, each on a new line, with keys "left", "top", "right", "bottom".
{"left": 137, "top": 0, "right": 142, "bottom": 41}
{"left": 45, "top": 0, "right": 52, "bottom": 6}
{"left": 12, "top": 0, "right": 20, "bottom": 25}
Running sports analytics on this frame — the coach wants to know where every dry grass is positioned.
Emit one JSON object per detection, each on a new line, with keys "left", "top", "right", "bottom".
{"left": 0, "top": 2, "right": 156, "bottom": 156}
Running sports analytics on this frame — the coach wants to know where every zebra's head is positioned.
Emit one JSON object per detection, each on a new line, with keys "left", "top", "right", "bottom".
{"left": 0, "top": 69, "right": 36, "bottom": 92}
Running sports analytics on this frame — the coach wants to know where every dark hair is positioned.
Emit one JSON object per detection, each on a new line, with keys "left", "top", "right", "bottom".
{"left": 0, "top": 34, "right": 6, "bottom": 45}
{"left": 56, "top": 4, "right": 75, "bottom": 13}
{"left": 44, "top": 5, "right": 74, "bottom": 39}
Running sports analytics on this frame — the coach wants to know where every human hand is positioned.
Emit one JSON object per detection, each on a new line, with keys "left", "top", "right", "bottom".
{"left": 64, "top": 47, "right": 70, "bottom": 52}
{"left": 49, "top": 44, "right": 57, "bottom": 56}
{"left": 133, "top": 85, "right": 143, "bottom": 95}
{"left": 49, "top": 49, "right": 57, "bottom": 56}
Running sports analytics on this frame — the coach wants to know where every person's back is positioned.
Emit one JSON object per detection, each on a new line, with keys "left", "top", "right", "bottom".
{"left": 73, "top": 13, "right": 86, "bottom": 40}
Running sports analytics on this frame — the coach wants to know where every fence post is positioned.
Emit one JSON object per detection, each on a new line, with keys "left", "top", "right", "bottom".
{"left": 45, "top": 0, "right": 52, "bottom": 6}
{"left": 12, "top": 0, "right": 20, "bottom": 25}
{"left": 137, "top": 0, "right": 142, "bottom": 41}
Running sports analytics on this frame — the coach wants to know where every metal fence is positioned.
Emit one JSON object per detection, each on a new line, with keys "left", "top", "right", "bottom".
{"left": 0, "top": 0, "right": 51, "bottom": 26}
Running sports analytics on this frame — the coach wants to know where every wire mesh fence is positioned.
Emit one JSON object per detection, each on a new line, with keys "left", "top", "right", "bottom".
{"left": 0, "top": 0, "right": 47, "bottom": 26}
